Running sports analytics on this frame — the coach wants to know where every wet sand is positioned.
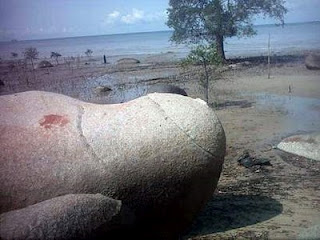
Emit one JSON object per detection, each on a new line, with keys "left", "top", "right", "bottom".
{"left": 0, "top": 51, "right": 320, "bottom": 239}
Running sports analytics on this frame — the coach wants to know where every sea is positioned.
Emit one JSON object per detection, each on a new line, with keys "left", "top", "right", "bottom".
{"left": 0, "top": 21, "right": 319, "bottom": 60}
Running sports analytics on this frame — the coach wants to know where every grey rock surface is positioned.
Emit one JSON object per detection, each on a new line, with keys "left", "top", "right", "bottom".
{"left": 277, "top": 132, "right": 320, "bottom": 161}
{"left": 0, "top": 91, "right": 226, "bottom": 237}
{"left": 298, "top": 223, "right": 320, "bottom": 240}
{"left": 0, "top": 194, "right": 123, "bottom": 240}
{"left": 305, "top": 54, "right": 320, "bottom": 70}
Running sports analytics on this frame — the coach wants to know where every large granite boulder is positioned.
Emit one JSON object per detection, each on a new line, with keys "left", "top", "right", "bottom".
{"left": 277, "top": 132, "right": 320, "bottom": 161}
{"left": 0, "top": 91, "right": 226, "bottom": 238}
{"left": 305, "top": 54, "right": 320, "bottom": 70}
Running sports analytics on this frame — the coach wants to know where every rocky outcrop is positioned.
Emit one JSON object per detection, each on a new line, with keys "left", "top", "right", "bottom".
{"left": 37, "top": 60, "right": 53, "bottom": 69}
{"left": 0, "top": 91, "right": 226, "bottom": 238}
{"left": 305, "top": 54, "right": 320, "bottom": 70}
{"left": 146, "top": 84, "right": 187, "bottom": 96}
{"left": 277, "top": 132, "right": 320, "bottom": 161}
{"left": 117, "top": 58, "right": 140, "bottom": 64}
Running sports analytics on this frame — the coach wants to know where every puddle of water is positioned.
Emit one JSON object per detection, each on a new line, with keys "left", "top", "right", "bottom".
{"left": 246, "top": 93, "right": 320, "bottom": 134}
{"left": 39, "top": 75, "right": 150, "bottom": 104}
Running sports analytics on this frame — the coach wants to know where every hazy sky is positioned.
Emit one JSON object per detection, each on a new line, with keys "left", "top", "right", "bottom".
{"left": 0, "top": 0, "right": 319, "bottom": 40}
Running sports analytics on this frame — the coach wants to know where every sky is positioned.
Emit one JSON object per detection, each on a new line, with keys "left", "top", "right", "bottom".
{"left": 0, "top": 0, "right": 319, "bottom": 41}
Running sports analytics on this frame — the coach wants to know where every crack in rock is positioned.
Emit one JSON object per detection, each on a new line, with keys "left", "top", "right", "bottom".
{"left": 76, "top": 105, "right": 104, "bottom": 164}
{"left": 147, "top": 95, "right": 216, "bottom": 158}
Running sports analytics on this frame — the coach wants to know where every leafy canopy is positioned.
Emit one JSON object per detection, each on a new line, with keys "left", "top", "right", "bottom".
{"left": 167, "top": 0, "right": 287, "bottom": 44}
{"left": 24, "top": 47, "right": 39, "bottom": 60}
{"left": 51, "top": 52, "right": 62, "bottom": 58}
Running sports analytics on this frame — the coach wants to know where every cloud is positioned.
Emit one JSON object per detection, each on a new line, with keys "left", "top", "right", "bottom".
{"left": 121, "top": 9, "right": 144, "bottom": 24}
{"left": 103, "top": 9, "right": 167, "bottom": 26}
{"left": 105, "top": 10, "right": 121, "bottom": 24}
{"left": 109, "top": 11, "right": 120, "bottom": 19}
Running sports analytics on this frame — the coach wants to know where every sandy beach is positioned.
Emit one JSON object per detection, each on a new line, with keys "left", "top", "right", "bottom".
{"left": 1, "top": 50, "right": 320, "bottom": 239}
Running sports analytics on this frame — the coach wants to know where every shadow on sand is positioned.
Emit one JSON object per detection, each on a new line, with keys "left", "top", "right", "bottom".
{"left": 184, "top": 194, "right": 283, "bottom": 238}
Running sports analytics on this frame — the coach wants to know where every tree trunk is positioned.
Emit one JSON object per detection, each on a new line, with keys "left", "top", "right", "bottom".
{"left": 30, "top": 59, "right": 34, "bottom": 70}
{"left": 216, "top": 34, "right": 226, "bottom": 62}
{"left": 202, "top": 58, "right": 209, "bottom": 104}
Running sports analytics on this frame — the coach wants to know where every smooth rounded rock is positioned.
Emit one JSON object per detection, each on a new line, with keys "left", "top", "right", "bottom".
{"left": 0, "top": 91, "right": 226, "bottom": 237}
{"left": 277, "top": 132, "right": 320, "bottom": 161}
{"left": 0, "top": 194, "right": 126, "bottom": 240}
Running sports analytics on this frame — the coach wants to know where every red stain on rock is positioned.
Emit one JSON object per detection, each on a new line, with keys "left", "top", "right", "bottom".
{"left": 39, "top": 114, "right": 69, "bottom": 129}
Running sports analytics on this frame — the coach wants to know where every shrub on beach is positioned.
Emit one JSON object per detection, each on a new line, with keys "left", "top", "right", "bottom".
{"left": 181, "top": 44, "right": 222, "bottom": 67}
{"left": 51, "top": 52, "right": 62, "bottom": 65}
{"left": 85, "top": 49, "right": 93, "bottom": 57}
{"left": 24, "top": 47, "right": 39, "bottom": 70}
{"left": 181, "top": 44, "right": 222, "bottom": 104}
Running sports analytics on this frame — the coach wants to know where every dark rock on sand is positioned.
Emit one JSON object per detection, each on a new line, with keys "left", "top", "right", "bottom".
{"left": 147, "top": 84, "right": 187, "bottom": 96}
{"left": 95, "top": 86, "right": 112, "bottom": 95}
{"left": 117, "top": 58, "right": 140, "bottom": 64}
{"left": 37, "top": 60, "right": 53, "bottom": 69}
{"left": 305, "top": 54, "right": 320, "bottom": 70}
{"left": 0, "top": 91, "right": 226, "bottom": 238}
{"left": 237, "top": 150, "right": 271, "bottom": 168}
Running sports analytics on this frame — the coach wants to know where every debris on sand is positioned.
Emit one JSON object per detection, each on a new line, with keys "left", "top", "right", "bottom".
{"left": 237, "top": 150, "right": 272, "bottom": 168}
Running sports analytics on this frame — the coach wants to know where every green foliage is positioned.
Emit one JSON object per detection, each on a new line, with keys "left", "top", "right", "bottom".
{"left": 167, "top": 0, "right": 287, "bottom": 59}
{"left": 181, "top": 44, "right": 222, "bottom": 67}
{"left": 181, "top": 44, "right": 221, "bottom": 104}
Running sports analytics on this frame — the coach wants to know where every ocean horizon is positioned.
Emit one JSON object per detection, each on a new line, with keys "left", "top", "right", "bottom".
{"left": 0, "top": 21, "right": 319, "bottom": 60}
